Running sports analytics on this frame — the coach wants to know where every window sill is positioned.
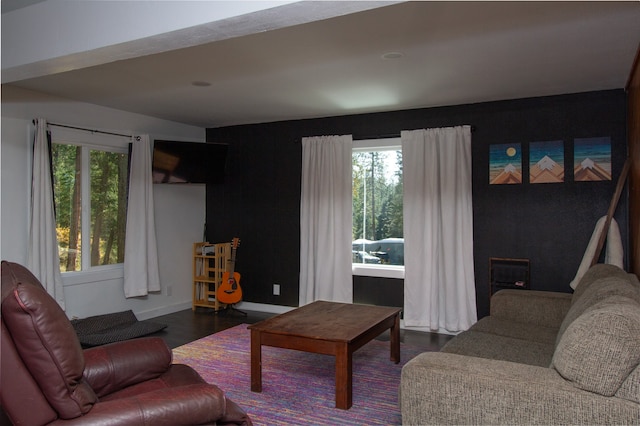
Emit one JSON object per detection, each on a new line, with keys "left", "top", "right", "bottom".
{"left": 62, "top": 265, "right": 124, "bottom": 286}
{"left": 352, "top": 264, "right": 404, "bottom": 279}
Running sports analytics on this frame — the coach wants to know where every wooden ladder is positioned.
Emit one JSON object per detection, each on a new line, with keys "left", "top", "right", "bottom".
{"left": 590, "top": 157, "right": 632, "bottom": 266}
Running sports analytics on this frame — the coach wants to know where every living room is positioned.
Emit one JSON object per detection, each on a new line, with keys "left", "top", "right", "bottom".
{"left": 2, "top": 2, "right": 640, "bottom": 423}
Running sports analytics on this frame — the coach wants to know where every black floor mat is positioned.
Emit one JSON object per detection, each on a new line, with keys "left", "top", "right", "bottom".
{"left": 71, "top": 310, "right": 167, "bottom": 347}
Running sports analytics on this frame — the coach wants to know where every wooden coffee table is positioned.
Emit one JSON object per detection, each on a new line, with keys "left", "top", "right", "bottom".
{"left": 248, "top": 300, "right": 402, "bottom": 409}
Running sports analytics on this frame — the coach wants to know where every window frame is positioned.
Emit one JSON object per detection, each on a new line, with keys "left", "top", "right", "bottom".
{"left": 50, "top": 127, "right": 130, "bottom": 278}
{"left": 352, "top": 137, "right": 404, "bottom": 279}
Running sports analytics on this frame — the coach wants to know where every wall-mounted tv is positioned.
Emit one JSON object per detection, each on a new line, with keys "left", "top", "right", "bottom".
{"left": 152, "top": 140, "right": 228, "bottom": 184}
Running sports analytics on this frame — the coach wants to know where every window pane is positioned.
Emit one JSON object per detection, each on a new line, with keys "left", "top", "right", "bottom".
{"left": 90, "top": 149, "right": 128, "bottom": 267}
{"left": 52, "top": 144, "right": 82, "bottom": 272}
{"left": 53, "top": 143, "right": 128, "bottom": 272}
{"left": 352, "top": 149, "right": 404, "bottom": 265}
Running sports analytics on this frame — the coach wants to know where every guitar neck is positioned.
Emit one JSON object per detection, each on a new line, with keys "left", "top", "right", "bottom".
{"left": 228, "top": 248, "right": 237, "bottom": 275}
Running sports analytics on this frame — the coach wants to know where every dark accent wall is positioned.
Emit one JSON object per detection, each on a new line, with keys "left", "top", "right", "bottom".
{"left": 206, "top": 90, "right": 628, "bottom": 318}
{"left": 627, "top": 46, "right": 640, "bottom": 277}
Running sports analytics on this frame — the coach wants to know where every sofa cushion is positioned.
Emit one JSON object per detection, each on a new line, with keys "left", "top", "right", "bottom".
{"left": 616, "top": 364, "right": 640, "bottom": 404}
{"left": 489, "top": 289, "right": 572, "bottom": 329}
{"left": 1, "top": 261, "right": 97, "bottom": 419}
{"left": 570, "top": 263, "right": 629, "bottom": 296}
{"left": 441, "top": 330, "right": 555, "bottom": 367}
{"left": 556, "top": 272, "right": 640, "bottom": 347}
{"left": 552, "top": 296, "right": 640, "bottom": 396}
{"left": 573, "top": 266, "right": 640, "bottom": 306}
{"left": 470, "top": 316, "right": 559, "bottom": 345}
{"left": 1, "top": 321, "right": 58, "bottom": 426}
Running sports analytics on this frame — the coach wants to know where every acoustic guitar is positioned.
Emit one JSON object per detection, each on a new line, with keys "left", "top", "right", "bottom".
{"left": 217, "top": 237, "right": 242, "bottom": 305}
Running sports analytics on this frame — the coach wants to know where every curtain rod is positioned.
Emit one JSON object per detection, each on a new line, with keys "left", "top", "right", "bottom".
{"left": 353, "top": 133, "right": 401, "bottom": 141}
{"left": 34, "top": 120, "right": 137, "bottom": 140}
{"left": 294, "top": 126, "right": 476, "bottom": 144}
{"left": 352, "top": 125, "right": 476, "bottom": 141}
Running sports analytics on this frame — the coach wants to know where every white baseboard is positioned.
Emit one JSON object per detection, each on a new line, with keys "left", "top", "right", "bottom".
{"left": 137, "top": 301, "right": 192, "bottom": 321}
{"left": 140, "top": 301, "right": 294, "bottom": 320}
{"left": 234, "top": 301, "right": 295, "bottom": 315}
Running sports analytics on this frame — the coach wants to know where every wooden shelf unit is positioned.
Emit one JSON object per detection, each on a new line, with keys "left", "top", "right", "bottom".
{"left": 193, "top": 242, "right": 231, "bottom": 312}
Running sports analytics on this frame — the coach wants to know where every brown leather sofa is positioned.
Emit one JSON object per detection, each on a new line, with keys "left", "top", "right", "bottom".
{"left": 0, "top": 260, "right": 252, "bottom": 426}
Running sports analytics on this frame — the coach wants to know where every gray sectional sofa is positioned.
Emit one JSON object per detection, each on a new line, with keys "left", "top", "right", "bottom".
{"left": 400, "top": 264, "right": 640, "bottom": 425}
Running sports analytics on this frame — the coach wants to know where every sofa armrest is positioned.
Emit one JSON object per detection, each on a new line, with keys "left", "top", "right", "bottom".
{"left": 400, "top": 352, "right": 639, "bottom": 425}
{"left": 83, "top": 337, "right": 171, "bottom": 397}
{"left": 490, "top": 289, "right": 572, "bottom": 328}
{"left": 49, "top": 384, "right": 226, "bottom": 426}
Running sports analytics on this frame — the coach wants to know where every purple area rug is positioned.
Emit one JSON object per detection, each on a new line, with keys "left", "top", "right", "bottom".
{"left": 172, "top": 324, "right": 427, "bottom": 425}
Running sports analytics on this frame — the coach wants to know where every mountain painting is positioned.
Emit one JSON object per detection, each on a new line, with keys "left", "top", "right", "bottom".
{"left": 490, "top": 143, "right": 522, "bottom": 184}
{"left": 530, "top": 140, "right": 564, "bottom": 184}
{"left": 574, "top": 137, "right": 612, "bottom": 181}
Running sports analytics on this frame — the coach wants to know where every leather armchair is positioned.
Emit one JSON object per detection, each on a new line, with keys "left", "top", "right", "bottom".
{"left": 0, "top": 261, "right": 252, "bottom": 426}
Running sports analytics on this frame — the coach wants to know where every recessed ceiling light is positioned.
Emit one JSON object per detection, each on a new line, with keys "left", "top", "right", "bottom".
{"left": 381, "top": 52, "right": 404, "bottom": 60}
{"left": 192, "top": 81, "right": 211, "bottom": 87}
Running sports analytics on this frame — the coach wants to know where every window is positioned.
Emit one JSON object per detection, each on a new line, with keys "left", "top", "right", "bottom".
{"left": 51, "top": 129, "right": 129, "bottom": 272}
{"left": 352, "top": 138, "right": 404, "bottom": 277}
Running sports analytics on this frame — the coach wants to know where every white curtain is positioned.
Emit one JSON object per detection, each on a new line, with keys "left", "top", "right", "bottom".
{"left": 28, "top": 118, "right": 66, "bottom": 309}
{"left": 299, "top": 135, "right": 353, "bottom": 305}
{"left": 123, "top": 134, "right": 161, "bottom": 297}
{"left": 402, "top": 126, "right": 477, "bottom": 332}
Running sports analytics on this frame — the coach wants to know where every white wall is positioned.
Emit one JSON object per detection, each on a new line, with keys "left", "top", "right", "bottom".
{"left": 1, "top": 86, "right": 207, "bottom": 320}
{"left": 1, "top": 117, "right": 31, "bottom": 264}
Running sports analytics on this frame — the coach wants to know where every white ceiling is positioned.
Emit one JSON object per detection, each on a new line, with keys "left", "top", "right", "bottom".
{"left": 3, "top": 1, "right": 640, "bottom": 128}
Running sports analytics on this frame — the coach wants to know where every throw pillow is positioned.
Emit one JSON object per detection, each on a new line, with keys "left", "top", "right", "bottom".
{"left": 556, "top": 273, "right": 640, "bottom": 346}
{"left": 552, "top": 296, "right": 640, "bottom": 396}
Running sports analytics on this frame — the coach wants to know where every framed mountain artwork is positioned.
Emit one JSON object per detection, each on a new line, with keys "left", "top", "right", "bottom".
{"left": 530, "top": 140, "right": 564, "bottom": 184}
{"left": 574, "top": 137, "right": 612, "bottom": 182}
{"left": 490, "top": 143, "right": 522, "bottom": 185}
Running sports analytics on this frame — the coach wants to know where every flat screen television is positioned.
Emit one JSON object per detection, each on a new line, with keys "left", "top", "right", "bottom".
{"left": 152, "top": 140, "right": 228, "bottom": 184}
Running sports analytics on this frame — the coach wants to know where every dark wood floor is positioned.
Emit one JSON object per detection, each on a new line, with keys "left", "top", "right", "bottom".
{"left": 151, "top": 307, "right": 454, "bottom": 351}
